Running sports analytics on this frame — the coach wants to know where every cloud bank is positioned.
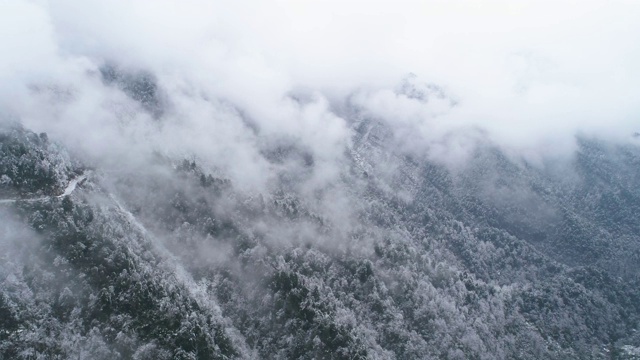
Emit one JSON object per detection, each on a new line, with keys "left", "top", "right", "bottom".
{"left": 1, "top": 0, "right": 639, "bottom": 179}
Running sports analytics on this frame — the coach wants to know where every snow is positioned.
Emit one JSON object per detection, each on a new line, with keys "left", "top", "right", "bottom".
{"left": 0, "top": 173, "right": 87, "bottom": 205}
{"left": 622, "top": 345, "right": 640, "bottom": 356}
{"left": 57, "top": 174, "right": 87, "bottom": 198}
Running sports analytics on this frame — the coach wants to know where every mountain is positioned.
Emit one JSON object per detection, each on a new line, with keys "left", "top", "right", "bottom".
{"left": 3, "top": 0, "right": 640, "bottom": 358}
{"left": 2, "top": 103, "right": 640, "bottom": 360}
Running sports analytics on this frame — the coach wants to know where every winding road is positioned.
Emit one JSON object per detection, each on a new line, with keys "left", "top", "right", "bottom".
{"left": 0, "top": 174, "right": 87, "bottom": 205}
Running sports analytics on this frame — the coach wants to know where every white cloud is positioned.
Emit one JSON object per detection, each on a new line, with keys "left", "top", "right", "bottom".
{"left": 1, "top": 0, "right": 639, "bottom": 178}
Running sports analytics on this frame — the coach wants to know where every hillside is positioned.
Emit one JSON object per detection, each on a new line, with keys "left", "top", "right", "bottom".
{"left": 2, "top": 118, "right": 640, "bottom": 359}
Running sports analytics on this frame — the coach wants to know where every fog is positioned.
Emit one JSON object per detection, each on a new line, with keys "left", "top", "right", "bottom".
{"left": 3, "top": 4, "right": 640, "bottom": 357}
{"left": 1, "top": 0, "right": 639, "bottom": 183}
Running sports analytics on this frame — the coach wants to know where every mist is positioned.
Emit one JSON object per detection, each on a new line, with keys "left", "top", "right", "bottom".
{"left": 1, "top": 0, "right": 639, "bottom": 175}
{"left": 3, "top": 2, "right": 640, "bottom": 358}
{"left": 1, "top": 0, "right": 638, "bottom": 254}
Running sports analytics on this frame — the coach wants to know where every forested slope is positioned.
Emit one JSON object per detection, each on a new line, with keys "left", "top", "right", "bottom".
{"left": 2, "top": 120, "right": 640, "bottom": 359}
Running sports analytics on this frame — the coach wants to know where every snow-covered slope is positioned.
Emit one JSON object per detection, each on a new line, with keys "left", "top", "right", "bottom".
{"left": 2, "top": 119, "right": 640, "bottom": 359}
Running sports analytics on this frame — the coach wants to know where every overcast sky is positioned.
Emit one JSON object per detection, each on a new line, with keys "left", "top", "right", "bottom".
{"left": 1, "top": 0, "right": 639, "bottom": 173}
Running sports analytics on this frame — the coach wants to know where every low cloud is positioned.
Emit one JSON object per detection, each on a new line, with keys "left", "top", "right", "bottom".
{"left": 1, "top": 0, "right": 639, "bottom": 182}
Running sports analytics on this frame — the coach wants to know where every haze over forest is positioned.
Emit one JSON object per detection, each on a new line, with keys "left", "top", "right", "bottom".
{"left": 1, "top": 1, "right": 640, "bottom": 359}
